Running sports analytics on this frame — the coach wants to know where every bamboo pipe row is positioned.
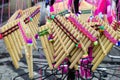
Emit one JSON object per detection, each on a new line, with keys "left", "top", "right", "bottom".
{"left": 82, "top": 15, "right": 118, "bottom": 71}
{"left": 1, "top": 18, "right": 27, "bottom": 69}
{"left": 52, "top": 18, "right": 79, "bottom": 58}
{"left": 39, "top": 25, "right": 54, "bottom": 69}
{"left": 49, "top": 16, "right": 79, "bottom": 67}
{"left": 62, "top": 15, "right": 96, "bottom": 67}
{"left": 48, "top": 17, "right": 79, "bottom": 69}
{"left": 23, "top": 6, "right": 40, "bottom": 48}
{"left": 52, "top": 16, "right": 82, "bottom": 68}
{"left": 22, "top": 6, "right": 40, "bottom": 50}
{"left": 91, "top": 16, "right": 116, "bottom": 57}
{"left": 50, "top": 15, "right": 98, "bottom": 69}
{"left": 90, "top": 16, "right": 118, "bottom": 71}
{"left": 92, "top": 28, "right": 117, "bottom": 71}
{"left": 65, "top": 15, "right": 98, "bottom": 69}
{"left": 49, "top": 16, "right": 78, "bottom": 70}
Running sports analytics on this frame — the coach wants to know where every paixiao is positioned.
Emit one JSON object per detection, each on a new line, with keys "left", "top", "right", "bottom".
{"left": 39, "top": 14, "right": 118, "bottom": 72}
{"left": 1, "top": 17, "right": 27, "bottom": 69}
{"left": 1, "top": 16, "right": 34, "bottom": 79}
{"left": 85, "top": 16, "right": 118, "bottom": 71}
{"left": 48, "top": 15, "right": 98, "bottom": 69}
{"left": 67, "top": 15, "right": 98, "bottom": 69}
{"left": 52, "top": 15, "right": 81, "bottom": 69}
{"left": 1, "top": 20, "right": 24, "bottom": 69}
{"left": 38, "top": 24, "right": 55, "bottom": 69}
{"left": 7, "top": 6, "right": 40, "bottom": 50}
{"left": 23, "top": 6, "right": 40, "bottom": 50}
{"left": 19, "top": 18, "right": 34, "bottom": 79}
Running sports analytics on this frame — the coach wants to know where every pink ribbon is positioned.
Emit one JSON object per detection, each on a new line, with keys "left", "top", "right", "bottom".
{"left": 104, "top": 30, "right": 118, "bottom": 44}
{"left": 68, "top": 16, "right": 97, "bottom": 42}
{"left": 18, "top": 22, "right": 28, "bottom": 43}
{"left": 18, "top": 22, "right": 32, "bottom": 44}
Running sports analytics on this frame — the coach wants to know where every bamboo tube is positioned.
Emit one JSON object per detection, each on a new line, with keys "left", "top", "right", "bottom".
{"left": 25, "top": 27, "right": 33, "bottom": 79}
{"left": 27, "top": 44, "right": 33, "bottom": 79}
{"left": 1, "top": 26, "right": 19, "bottom": 69}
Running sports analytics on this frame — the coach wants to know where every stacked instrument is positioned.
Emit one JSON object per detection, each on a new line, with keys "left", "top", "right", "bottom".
{"left": 39, "top": 14, "right": 118, "bottom": 74}
{"left": 0, "top": 6, "right": 40, "bottom": 79}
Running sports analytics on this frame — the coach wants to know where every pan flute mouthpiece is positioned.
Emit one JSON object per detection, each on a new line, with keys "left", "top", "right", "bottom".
{"left": 0, "top": 33, "right": 3, "bottom": 39}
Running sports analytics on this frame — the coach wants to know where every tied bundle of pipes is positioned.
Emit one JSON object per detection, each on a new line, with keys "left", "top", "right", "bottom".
{"left": 83, "top": 15, "right": 118, "bottom": 71}
{"left": 0, "top": 16, "right": 34, "bottom": 79}
{"left": 39, "top": 15, "right": 99, "bottom": 70}
{"left": 39, "top": 14, "right": 119, "bottom": 73}
{"left": 38, "top": 24, "right": 55, "bottom": 69}
{"left": 8, "top": 6, "right": 40, "bottom": 50}
{"left": 22, "top": 6, "right": 40, "bottom": 49}
{"left": 0, "top": 5, "right": 40, "bottom": 79}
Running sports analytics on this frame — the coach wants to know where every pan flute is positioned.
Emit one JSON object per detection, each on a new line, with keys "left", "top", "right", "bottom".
{"left": 39, "top": 15, "right": 99, "bottom": 70}
{"left": 22, "top": 6, "right": 40, "bottom": 50}
{"left": 1, "top": 12, "right": 38, "bottom": 79}
{"left": 84, "top": 16, "right": 118, "bottom": 71}
{"left": 38, "top": 23, "right": 55, "bottom": 69}
{"left": 39, "top": 13, "right": 119, "bottom": 73}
